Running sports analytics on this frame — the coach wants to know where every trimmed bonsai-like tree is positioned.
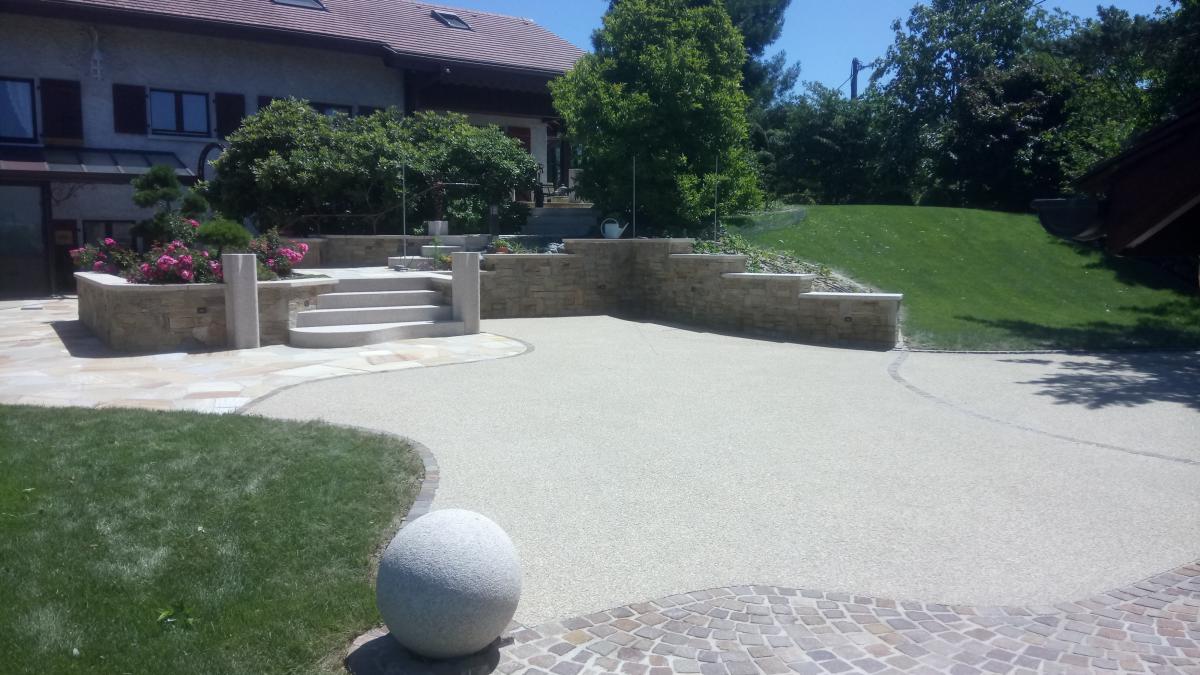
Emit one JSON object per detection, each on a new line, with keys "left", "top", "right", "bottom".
{"left": 550, "top": 0, "right": 763, "bottom": 235}
{"left": 132, "top": 165, "right": 208, "bottom": 244}
{"left": 196, "top": 218, "right": 252, "bottom": 258}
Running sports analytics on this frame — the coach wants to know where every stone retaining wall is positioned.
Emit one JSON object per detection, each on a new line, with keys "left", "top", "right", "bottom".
{"left": 304, "top": 235, "right": 491, "bottom": 267}
{"left": 76, "top": 272, "right": 337, "bottom": 352}
{"left": 481, "top": 239, "right": 901, "bottom": 348}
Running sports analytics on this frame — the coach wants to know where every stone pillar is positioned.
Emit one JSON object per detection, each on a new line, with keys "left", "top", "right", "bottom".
{"left": 223, "top": 253, "right": 260, "bottom": 349}
{"left": 425, "top": 220, "right": 449, "bottom": 237}
{"left": 451, "top": 252, "right": 481, "bottom": 335}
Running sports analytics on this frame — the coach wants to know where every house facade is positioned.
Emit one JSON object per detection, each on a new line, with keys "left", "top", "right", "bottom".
{"left": 0, "top": 0, "right": 583, "bottom": 297}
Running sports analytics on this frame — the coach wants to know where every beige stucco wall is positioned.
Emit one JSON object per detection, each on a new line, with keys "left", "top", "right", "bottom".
{"left": 76, "top": 272, "right": 336, "bottom": 352}
{"left": 480, "top": 240, "right": 902, "bottom": 349}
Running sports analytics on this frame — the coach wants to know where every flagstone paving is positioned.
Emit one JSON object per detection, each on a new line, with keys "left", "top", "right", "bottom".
{"left": 0, "top": 297, "right": 525, "bottom": 412}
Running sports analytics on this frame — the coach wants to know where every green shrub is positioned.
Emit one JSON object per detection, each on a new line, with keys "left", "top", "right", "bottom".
{"left": 196, "top": 218, "right": 252, "bottom": 257}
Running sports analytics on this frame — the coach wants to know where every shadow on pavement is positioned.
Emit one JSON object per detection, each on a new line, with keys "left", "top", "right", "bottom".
{"left": 345, "top": 634, "right": 506, "bottom": 675}
{"left": 1004, "top": 352, "right": 1200, "bottom": 411}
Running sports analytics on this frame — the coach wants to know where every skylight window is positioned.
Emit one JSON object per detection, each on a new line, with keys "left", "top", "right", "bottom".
{"left": 273, "top": 0, "right": 325, "bottom": 10}
{"left": 431, "top": 10, "right": 471, "bottom": 30}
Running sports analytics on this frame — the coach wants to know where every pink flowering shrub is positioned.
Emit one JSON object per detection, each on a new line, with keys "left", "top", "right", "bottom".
{"left": 124, "top": 240, "right": 223, "bottom": 284}
{"left": 249, "top": 228, "right": 308, "bottom": 280}
{"left": 69, "top": 238, "right": 138, "bottom": 276}
{"left": 73, "top": 224, "right": 306, "bottom": 285}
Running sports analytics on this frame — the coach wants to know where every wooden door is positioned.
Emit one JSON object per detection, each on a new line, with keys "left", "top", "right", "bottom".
{"left": 505, "top": 126, "right": 534, "bottom": 202}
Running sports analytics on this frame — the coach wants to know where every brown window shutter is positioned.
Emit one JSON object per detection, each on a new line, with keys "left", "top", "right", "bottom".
{"left": 214, "top": 92, "right": 245, "bottom": 138}
{"left": 40, "top": 79, "right": 83, "bottom": 144}
{"left": 112, "top": 84, "right": 146, "bottom": 134}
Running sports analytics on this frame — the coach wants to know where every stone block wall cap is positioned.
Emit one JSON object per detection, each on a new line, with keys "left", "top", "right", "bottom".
{"left": 75, "top": 272, "right": 222, "bottom": 293}
{"left": 801, "top": 291, "right": 904, "bottom": 301}
{"left": 669, "top": 253, "right": 746, "bottom": 260}
{"left": 722, "top": 273, "right": 818, "bottom": 281}
{"left": 562, "top": 238, "right": 694, "bottom": 244}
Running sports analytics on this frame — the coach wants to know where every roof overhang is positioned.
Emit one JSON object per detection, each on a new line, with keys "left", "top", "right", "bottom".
{"left": 0, "top": 0, "right": 572, "bottom": 81}
{"left": 1034, "top": 98, "right": 1200, "bottom": 257}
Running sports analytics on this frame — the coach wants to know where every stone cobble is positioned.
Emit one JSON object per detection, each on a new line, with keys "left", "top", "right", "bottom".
{"left": 495, "top": 566, "right": 1200, "bottom": 675}
{"left": 350, "top": 563, "right": 1200, "bottom": 674}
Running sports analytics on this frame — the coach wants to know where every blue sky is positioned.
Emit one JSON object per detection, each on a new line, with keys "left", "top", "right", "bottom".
{"left": 442, "top": 0, "right": 1167, "bottom": 92}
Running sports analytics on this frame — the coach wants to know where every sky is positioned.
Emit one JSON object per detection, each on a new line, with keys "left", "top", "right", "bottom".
{"left": 437, "top": 0, "right": 1168, "bottom": 93}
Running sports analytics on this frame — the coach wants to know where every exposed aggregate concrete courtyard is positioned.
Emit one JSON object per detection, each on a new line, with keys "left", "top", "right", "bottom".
{"left": 248, "top": 316, "right": 1200, "bottom": 633}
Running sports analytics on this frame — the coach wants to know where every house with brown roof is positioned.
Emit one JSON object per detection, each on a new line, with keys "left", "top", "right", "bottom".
{"left": 0, "top": 0, "right": 584, "bottom": 296}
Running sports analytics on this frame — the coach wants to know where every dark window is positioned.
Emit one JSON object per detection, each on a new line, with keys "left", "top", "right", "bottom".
{"left": 310, "top": 101, "right": 352, "bottom": 117}
{"left": 214, "top": 92, "right": 245, "bottom": 138}
{"left": 0, "top": 77, "right": 36, "bottom": 142}
{"left": 39, "top": 79, "right": 82, "bottom": 144}
{"left": 112, "top": 83, "right": 146, "bottom": 134}
{"left": 257, "top": 95, "right": 276, "bottom": 111}
{"left": 272, "top": 0, "right": 325, "bottom": 9}
{"left": 357, "top": 105, "right": 385, "bottom": 117}
{"left": 431, "top": 10, "right": 471, "bottom": 30}
{"left": 149, "top": 89, "right": 209, "bottom": 136}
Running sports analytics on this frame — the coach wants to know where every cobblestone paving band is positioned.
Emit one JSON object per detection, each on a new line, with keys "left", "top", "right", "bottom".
{"left": 494, "top": 563, "right": 1200, "bottom": 675}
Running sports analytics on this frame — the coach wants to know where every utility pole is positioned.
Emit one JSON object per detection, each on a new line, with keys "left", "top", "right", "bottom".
{"left": 851, "top": 58, "right": 861, "bottom": 100}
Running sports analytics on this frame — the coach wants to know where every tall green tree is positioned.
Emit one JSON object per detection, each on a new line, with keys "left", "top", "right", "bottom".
{"left": 554, "top": 0, "right": 762, "bottom": 234}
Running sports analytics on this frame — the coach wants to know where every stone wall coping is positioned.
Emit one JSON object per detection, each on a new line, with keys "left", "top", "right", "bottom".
{"left": 799, "top": 291, "right": 904, "bottom": 302}
{"left": 75, "top": 272, "right": 337, "bottom": 293}
{"left": 669, "top": 253, "right": 745, "bottom": 261}
{"left": 562, "top": 238, "right": 696, "bottom": 244}
{"left": 722, "top": 273, "right": 818, "bottom": 281}
{"left": 487, "top": 253, "right": 574, "bottom": 260}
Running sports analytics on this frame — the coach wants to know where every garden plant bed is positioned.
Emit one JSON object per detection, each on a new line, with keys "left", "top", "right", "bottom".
{"left": 0, "top": 405, "right": 423, "bottom": 674}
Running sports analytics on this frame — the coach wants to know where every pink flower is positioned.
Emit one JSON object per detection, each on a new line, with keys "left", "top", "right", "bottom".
{"left": 92, "top": 260, "right": 105, "bottom": 271}
{"left": 296, "top": 242, "right": 309, "bottom": 254}
{"left": 103, "top": 237, "right": 117, "bottom": 247}
{"left": 188, "top": 219, "right": 200, "bottom": 229}
{"left": 266, "top": 258, "right": 276, "bottom": 268}
{"left": 156, "top": 255, "right": 178, "bottom": 271}
{"left": 201, "top": 250, "right": 209, "bottom": 258}
{"left": 180, "top": 269, "right": 194, "bottom": 282}
{"left": 178, "top": 255, "right": 193, "bottom": 268}
{"left": 140, "top": 263, "right": 151, "bottom": 276}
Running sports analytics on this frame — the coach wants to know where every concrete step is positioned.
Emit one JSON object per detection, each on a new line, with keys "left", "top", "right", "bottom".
{"left": 336, "top": 276, "right": 432, "bottom": 293}
{"left": 317, "top": 290, "right": 442, "bottom": 310}
{"left": 389, "top": 256, "right": 435, "bottom": 271}
{"left": 421, "top": 245, "right": 463, "bottom": 257}
{"left": 296, "top": 304, "right": 451, "bottom": 327}
{"left": 289, "top": 320, "right": 466, "bottom": 348}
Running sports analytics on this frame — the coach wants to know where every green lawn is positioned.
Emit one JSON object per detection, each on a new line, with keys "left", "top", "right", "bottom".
{"left": 0, "top": 406, "right": 422, "bottom": 674}
{"left": 732, "top": 205, "right": 1200, "bottom": 350}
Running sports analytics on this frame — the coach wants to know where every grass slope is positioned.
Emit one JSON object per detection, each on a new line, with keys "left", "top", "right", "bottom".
{"left": 0, "top": 406, "right": 422, "bottom": 674}
{"left": 734, "top": 205, "right": 1200, "bottom": 350}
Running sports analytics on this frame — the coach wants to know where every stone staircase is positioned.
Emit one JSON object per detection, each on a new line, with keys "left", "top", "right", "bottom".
{"left": 289, "top": 275, "right": 464, "bottom": 348}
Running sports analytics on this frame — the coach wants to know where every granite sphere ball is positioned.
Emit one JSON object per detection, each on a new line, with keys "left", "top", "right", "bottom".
{"left": 376, "top": 509, "right": 522, "bottom": 659}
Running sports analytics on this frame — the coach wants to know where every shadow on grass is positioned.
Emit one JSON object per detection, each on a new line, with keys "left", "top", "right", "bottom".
{"left": 956, "top": 300, "right": 1200, "bottom": 352}
{"left": 1001, "top": 351, "right": 1200, "bottom": 411}
{"left": 1054, "top": 240, "right": 1199, "bottom": 292}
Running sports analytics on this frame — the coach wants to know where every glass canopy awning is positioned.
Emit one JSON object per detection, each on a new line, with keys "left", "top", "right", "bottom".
{"left": 0, "top": 146, "right": 195, "bottom": 183}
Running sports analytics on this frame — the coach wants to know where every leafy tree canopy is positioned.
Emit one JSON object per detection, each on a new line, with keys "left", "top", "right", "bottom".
{"left": 554, "top": 0, "right": 763, "bottom": 234}
{"left": 200, "top": 101, "right": 537, "bottom": 234}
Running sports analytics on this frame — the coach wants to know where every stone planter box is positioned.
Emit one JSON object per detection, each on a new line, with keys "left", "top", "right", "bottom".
{"left": 76, "top": 272, "right": 337, "bottom": 352}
